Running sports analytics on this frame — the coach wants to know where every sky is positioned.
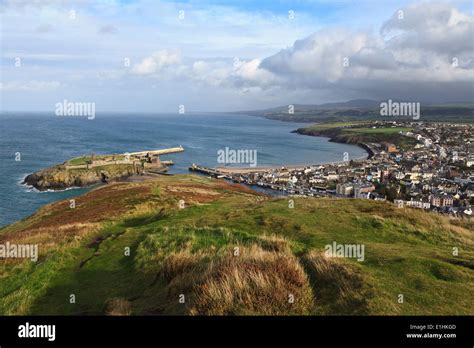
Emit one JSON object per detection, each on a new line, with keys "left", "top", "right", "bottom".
{"left": 0, "top": 0, "right": 473, "bottom": 112}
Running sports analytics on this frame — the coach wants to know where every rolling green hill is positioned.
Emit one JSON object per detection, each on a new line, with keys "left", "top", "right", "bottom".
{"left": 294, "top": 122, "right": 417, "bottom": 150}
{"left": 0, "top": 175, "right": 472, "bottom": 315}
{"left": 238, "top": 100, "right": 474, "bottom": 123}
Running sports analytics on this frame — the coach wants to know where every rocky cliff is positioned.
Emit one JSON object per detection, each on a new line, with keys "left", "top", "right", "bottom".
{"left": 23, "top": 163, "right": 145, "bottom": 191}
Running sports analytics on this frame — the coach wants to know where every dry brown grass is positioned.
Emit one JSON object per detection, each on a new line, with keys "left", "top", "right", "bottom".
{"left": 256, "top": 234, "right": 292, "bottom": 253}
{"left": 162, "top": 250, "right": 209, "bottom": 283}
{"left": 0, "top": 222, "right": 101, "bottom": 267}
{"left": 26, "top": 184, "right": 152, "bottom": 230}
{"left": 161, "top": 242, "right": 314, "bottom": 315}
{"left": 0, "top": 222, "right": 99, "bottom": 245}
{"left": 0, "top": 175, "right": 261, "bottom": 270}
{"left": 359, "top": 202, "right": 473, "bottom": 246}
{"left": 192, "top": 245, "right": 314, "bottom": 315}
{"left": 104, "top": 297, "right": 132, "bottom": 316}
{"left": 302, "top": 251, "right": 373, "bottom": 314}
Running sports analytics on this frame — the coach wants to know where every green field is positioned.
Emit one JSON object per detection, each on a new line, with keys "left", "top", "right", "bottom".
{"left": 251, "top": 104, "right": 474, "bottom": 124}
{"left": 303, "top": 121, "right": 369, "bottom": 132}
{"left": 296, "top": 123, "right": 416, "bottom": 150}
{"left": 67, "top": 154, "right": 127, "bottom": 166}
{"left": 343, "top": 127, "right": 413, "bottom": 134}
{"left": 0, "top": 175, "right": 472, "bottom": 315}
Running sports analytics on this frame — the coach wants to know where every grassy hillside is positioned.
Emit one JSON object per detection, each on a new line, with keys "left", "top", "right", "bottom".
{"left": 295, "top": 122, "right": 417, "bottom": 150}
{"left": 0, "top": 175, "right": 473, "bottom": 315}
{"left": 243, "top": 104, "right": 474, "bottom": 123}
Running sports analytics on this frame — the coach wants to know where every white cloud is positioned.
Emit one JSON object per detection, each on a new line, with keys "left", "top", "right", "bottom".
{"left": 1, "top": 0, "right": 472, "bottom": 111}
{"left": 381, "top": 2, "right": 473, "bottom": 56}
{"left": 233, "top": 59, "right": 279, "bottom": 87}
{"left": 131, "top": 50, "right": 181, "bottom": 76}
{"left": 254, "top": 2, "right": 474, "bottom": 101}
{"left": 125, "top": 1, "right": 474, "bottom": 104}
{"left": 260, "top": 28, "right": 371, "bottom": 83}
{"left": 190, "top": 60, "right": 230, "bottom": 86}
{"left": 186, "top": 58, "right": 279, "bottom": 91}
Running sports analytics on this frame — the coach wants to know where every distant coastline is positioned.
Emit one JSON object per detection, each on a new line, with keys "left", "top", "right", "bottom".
{"left": 237, "top": 99, "right": 474, "bottom": 124}
{"left": 292, "top": 128, "right": 375, "bottom": 160}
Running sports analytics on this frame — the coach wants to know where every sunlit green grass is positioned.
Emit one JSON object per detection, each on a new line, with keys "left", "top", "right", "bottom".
{"left": 343, "top": 127, "right": 413, "bottom": 134}
{"left": 0, "top": 175, "right": 472, "bottom": 315}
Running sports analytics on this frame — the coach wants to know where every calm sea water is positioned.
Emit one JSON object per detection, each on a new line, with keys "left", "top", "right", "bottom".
{"left": 0, "top": 113, "right": 367, "bottom": 227}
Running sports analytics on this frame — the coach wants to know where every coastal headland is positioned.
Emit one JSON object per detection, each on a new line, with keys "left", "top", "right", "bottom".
{"left": 23, "top": 146, "right": 184, "bottom": 191}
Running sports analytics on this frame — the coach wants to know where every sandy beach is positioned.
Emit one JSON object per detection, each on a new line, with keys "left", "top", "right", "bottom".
{"left": 215, "top": 157, "right": 367, "bottom": 174}
{"left": 216, "top": 164, "right": 312, "bottom": 174}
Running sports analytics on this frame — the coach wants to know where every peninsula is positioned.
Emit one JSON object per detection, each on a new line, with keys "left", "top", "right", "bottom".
{"left": 23, "top": 146, "right": 184, "bottom": 191}
{"left": 293, "top": 121, "right": 417, "bottom": 151}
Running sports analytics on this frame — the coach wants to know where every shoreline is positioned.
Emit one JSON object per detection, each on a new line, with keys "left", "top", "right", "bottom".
{"left": 215, "top": 128, "right": 372, "bottom": 175}
{"left": 292, "top": 124, "right": 376, "bottom": 158}
{"left": 215, "top": 155, "right": 369, "bottom": 175}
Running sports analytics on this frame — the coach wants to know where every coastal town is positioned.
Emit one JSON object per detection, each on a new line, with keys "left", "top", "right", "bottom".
{"left": 191, "top": 121, "right": 474, "bottom": 218}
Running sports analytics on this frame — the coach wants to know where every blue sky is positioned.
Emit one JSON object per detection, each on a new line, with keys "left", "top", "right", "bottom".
{"left": 0, "top": 0, "right": 473, "bottom": 112}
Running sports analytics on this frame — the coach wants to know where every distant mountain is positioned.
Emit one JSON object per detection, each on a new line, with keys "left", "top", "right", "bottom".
{"left": 313, "top": 99, "right": 382, "bottom": 109}
{"left": 235, "top": 99, "right": 380, "bottom": 115}
{"left": 235, "top": 99, "right": 474, "bottom": 123}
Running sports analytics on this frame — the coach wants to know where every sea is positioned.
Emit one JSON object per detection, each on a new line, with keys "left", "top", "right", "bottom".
{"left": 0, "top": 113, "right": 367, "bottom": 227}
